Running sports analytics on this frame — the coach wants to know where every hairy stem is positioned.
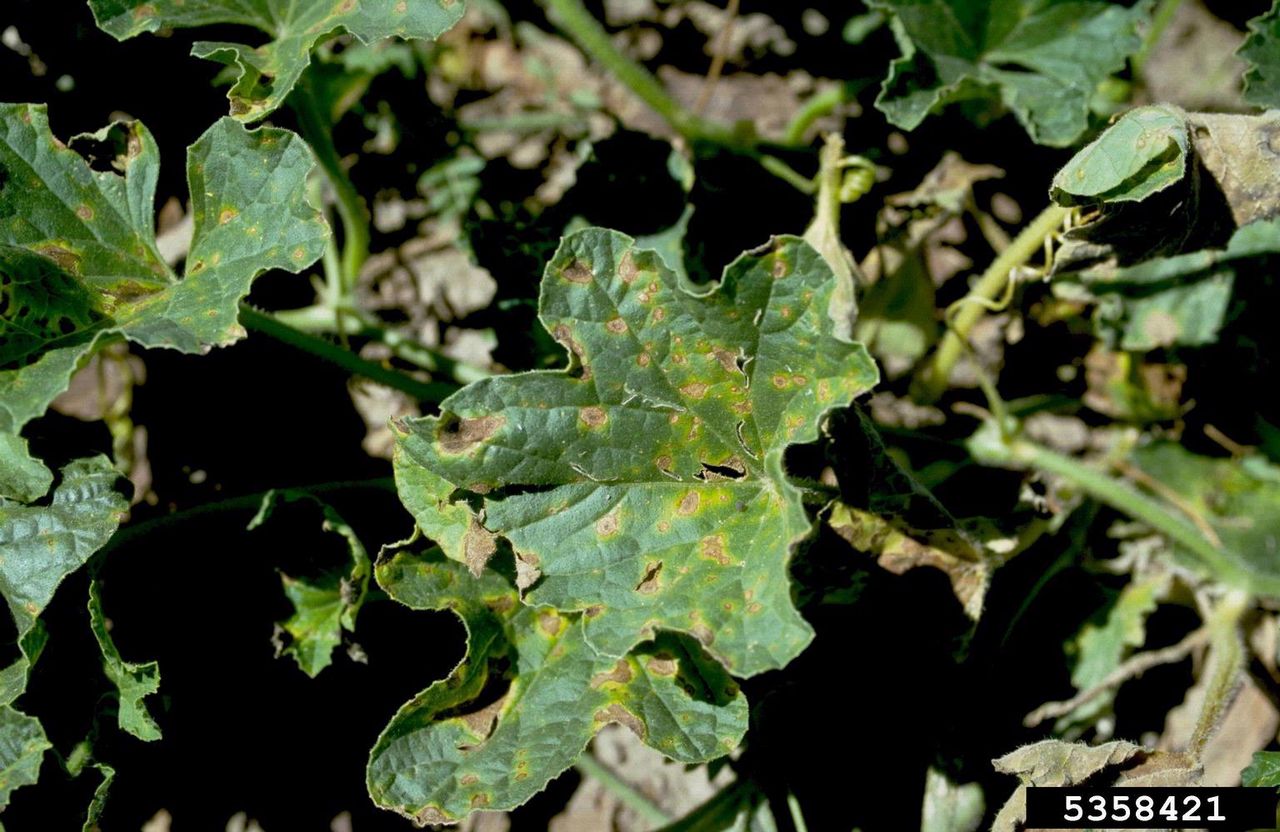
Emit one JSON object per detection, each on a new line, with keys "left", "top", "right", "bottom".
{"left": 239, "top": 305, "right": 457, "bottom": 403}
{"left": 540, "top": 0, "right": 739, "bottom": 147}
{"left": 574, "top": 752, "right": 671, "bottom": 826}
{"left": 915, "top": 204, "right": 1068, "bottom": 401}
{"left": 291, "top": 73, "right": 370, "bottom": 291}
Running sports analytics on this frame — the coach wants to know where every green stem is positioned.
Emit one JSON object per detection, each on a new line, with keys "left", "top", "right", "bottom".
{"left": 291, "top": 72, "right": 370, "bottom": 291}
{"left": 915, "top": 204, "right": 1068, "bottom": 401}
{"left": 782, "top": 84, "right": 850, "bottom": 146}
{"left": 970, "top": 433, "right": 1280, "bottom": 597}
{"left": 96, "top": 478, "right": 396, "bottom": 560}
{"left": 540, "top": 0, "right": 739, "bottom": 147}
{"left": 759, "top": 155, "right": 816, "bottom": 194}
{"left": 1132, "top": 0, "right": 1184, "bottom": 77}
{"left": 272, "top": 303, "right": 493, "bottom": 385}
{"left": 786, "top": 793, "right": 809, "bottom": 832}
{"left": 239, "top": 305, "right": 457, "bottom": 403}
{"left": 575, "top": 752, "right": 671, "bottom": 826}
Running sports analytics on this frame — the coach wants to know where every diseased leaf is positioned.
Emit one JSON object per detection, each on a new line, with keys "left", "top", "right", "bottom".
{"left": 0, "top": 433, "right": 51, "bottom": 505}
{"left": 248, "top": 491, "right": 372, "bottom": 677}
{"left": 0, "top": 106, "right": 327, "bottom": 499}
{"left": 1130, "top": 442, "right": 1280, "bottom": 598}
{"left": 1051, "top": 105, "right": 1188, "bottom": 206}
{"left": 1243, "top": 750, "right": 1280, "bottom": 788}
{"left": 1056, "top": 575, "right": 1166, "bottom": 736}
{"left": 87, "top": 0, "right": 465, "bottom": 121}
{"left": 393, "top": 229, "right": 877, "bottom": 676}
{"left": 991, "top": 739, "right": 1146, "bottom": 832}
{"left": 869, "top": 0, "right": 1147, "bottom": 146}
{"left": 0, "top": 456, "right": 129, "bottom": 706}
{"left": 0, "top": 706, "right": 50, "bottom": 809}
{"left": 1240, "top": 0, "right": 1280, "bottom": 109}
{"left": 88, "top": 580, "right": 161, "bottom": 741}
{"left": 366, "top": 548, "right": 748, "bottom": 825}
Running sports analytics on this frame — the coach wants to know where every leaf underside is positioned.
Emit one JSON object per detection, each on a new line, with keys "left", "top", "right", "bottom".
{"left": 87, "top": 0, "right": 466, "bottom": 121}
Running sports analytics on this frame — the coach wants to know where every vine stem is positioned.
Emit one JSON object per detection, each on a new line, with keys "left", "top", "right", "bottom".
{"left": 574, "top": 752, "right": 672, "bottom": 826}
{"left": 291, "top": 73, "right": 370, "bottom": 291}
{"left": 239, "top": 305, "right": 457, "bottom": 403}
{"left": 914, "top": 204, "right": 1068, "bottom": 402}
{"left": 540, "top": 0, "right": 740, "bottom": 147}
{"left": 969, "top": 432, "right": 1280, "bottom": 598}
{"left": 95, "top": 478, "right": 396, "bottom": 560}
{"left": 271, "top": 303, "right": 493, "bottom": 385}
{"left": 1132, "top": 0, "right": 1184, "bottom": 77}
{"left": 782, "top": 84, "right": 850, "bottom": 146}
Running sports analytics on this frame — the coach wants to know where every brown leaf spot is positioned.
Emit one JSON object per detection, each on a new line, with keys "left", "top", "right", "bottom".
{"left": 470, "top": 794, "right": 490, "bottom": 809}
{"left": 656, "top": 455, "right": 673, "bottom": 473}
{"left": 415, "top": 807, "right": 450, "bottom": 825}
{"left": 747, "top": 602, "right": 763, "bottom": 613}
{"left": 657, "top": 520, "right": 670, "bottom": 532}
{"left": 772, "top": 374, "right": 790, "bottom": 389}
{"left": 459, "top": 694, "right": 507, "bottom": 738}
{"left": 636, "top": 561, "right": 662, "bottom": 594}
{"left": 653, "top": 307, "right": 665, "bottom": 321}
{"left": 681, "top": 382, "right": 708, "bottom": 399}
{"left": 395, "top": 0, "right": 408, "bottom": 10}
{"left": 585, "top": 604, "right": 605, "bottom": 618}
{"left": 637, "top": 352, "right": 651, "bottom": 367}
{"left": 619, "top": 251, "right": 639, "bottom": 283}
{"left": 132, "top": 4, "right": 157, "bottom": 20}
{"left": 579, "top": 406, "right": 607, "bottom": 428}
{"left": 219, "top": 207, "right": 238, "bottom": 225}
{"left": 515, "top": 551, "right": 541, "bottom": 590}
{"left": 334, "top": 0, "right": 357, "bottom": 13}
{"left": 464, "top": 521, "right": 497, "bottom": 576}
{"left": 689, "top": 623, "right": 715, "bottom": 646}
{"left": 562, "top": 259, "right": 593, "bottom": 283}
{"left": 677, "top": 491, "right": 699, "bottom": 515}
{"left": 646, "top": 655, "right": 677, "bottom": 676}
{"left": 439, "top": 415, "right": 504, "bottom": 454}
{"left": 595, "top": 703, "right": 645, "bottom": 738}
{"left": 35, "top": 244, "right": 82, "bottom": 275}
{"left": 291, "top": 246, "right": 307, "bottom": 261}
{"left": 75, "top": 204, "right": 94, "bottom": 221}
{"left": 700, "top": 534, "right": 729, "bottom": 565}
{"left": 606, "top": 317, "right": 628, "bottom": 334}
{"left": 772, "top": 256, "right": 790, "bottom": 278}
{"left": 590, "top": 659, "right": 634, "bottom": 688}
{"left": 712, "top": 348, "right": 741, "bottom": 375}
{"left": 595, "top": 512, "right": 620, "bottom": 537}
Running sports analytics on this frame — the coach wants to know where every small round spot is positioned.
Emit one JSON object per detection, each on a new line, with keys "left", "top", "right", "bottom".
{"left": 596, "top": 512, "right": 620, "bottom": 537}
{"left": 772, "top": 375, "right": 789, "bottom": 389}
{"left": 76, "top": 204, "right": 94, "bottom": 221}
{"left": 606, "top": 317, "right": 627, "bottom": 334}
{"left": 579, "top": 406, "right": 607, "bottom": 428}
{"left": 677, "top": 491, "right": 699, "bottom": 515}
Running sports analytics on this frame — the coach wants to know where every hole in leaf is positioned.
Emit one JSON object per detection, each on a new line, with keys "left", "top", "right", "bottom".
{"left": 695, "top": 460, "right": 746, "bottom": 481}
{"left": 69, "top": 122, "right": 139, "bottom": 174}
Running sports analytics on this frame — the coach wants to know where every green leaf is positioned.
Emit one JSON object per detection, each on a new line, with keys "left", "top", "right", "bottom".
{"left": 1130, "top": 442, "right": 1280, "bottom": 598}
{"left": 393, "top": 229, "right": 877, "bottom": 676}
{"left": 0, "top": 456, "right": 129, "bottom": 705}
{"left": 1070, "top": 217, "right": 1280, "bottom": 350}
{"left": 1056, "top": 575, "right": 1165, "bottom": 735}
{"left": 81, "top": 762, "right": 114, "bottom": 832}
{"left": 88, "top": 580, "right": 161, "bottom": 741}
{"left": 0, "top": 105, "right": 326, "bottom": 498}
{"left": 248, "top": 491, "right": 372, "bottom": 677}
{"left": 0, "top": 705, "right": 50, "bottom": 809}
{"left": 87, "top": 0, "right": 466, "bottom": 122}
{"left": 366, "top": 548, "right": 748, "bottom": 825}
{"left": 1051, "top": 105, "right": 1189, "bottom": 206}
{"left": 1240, "top": 0, "right": 1280, "bottom": 109}
{"left": 868, "top": 0, "right": 1147, "bottom": 147}
{"left": 1242, "top": 750, "right": 1280, "bottom": 788}
{"left": 0, "top": 433, "right": 51, "bottom": 505}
